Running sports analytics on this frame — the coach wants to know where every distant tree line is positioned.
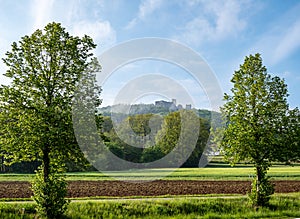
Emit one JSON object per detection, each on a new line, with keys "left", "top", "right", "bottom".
{"left": 0, "top": 108, "right": 213, "bottom": 172}
{"left": 104, "top": 110, "right": 211, "bottom": 170}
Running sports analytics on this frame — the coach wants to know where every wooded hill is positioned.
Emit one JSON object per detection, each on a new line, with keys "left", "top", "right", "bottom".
{"left": 98, "top": 103, "right": 219, "bottom": 122}
{"left": 0, "top": 103, "right": 220, "bottom": 173}
{"left": 97, "top": 103, "right": 221, "bottom": 170}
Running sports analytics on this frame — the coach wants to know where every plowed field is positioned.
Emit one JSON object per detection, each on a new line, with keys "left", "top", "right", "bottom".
{"left": 0, "top": 180, "right": 299, "bottom": 198}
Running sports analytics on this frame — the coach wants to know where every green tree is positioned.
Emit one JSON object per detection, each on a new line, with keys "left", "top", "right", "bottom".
{"left": 155, "top": 112, "right": 182, "bottom": 156}
{"left": 281, "top": 108, "right": 300, "bottom": 163}
{"left": 104, "top": 114, "right": 162, "bottom": 169}
{"left": 102, "top": 116, "right": 113, "bottom": 133}
{"left": 155, "top": 110, "right": 208, "bottom": 167}
{"left": 0, "top": 22, "right": 101, "bottom": 218}
{"left": 219, "top": 53, "right": 298, "bottom": 207}
{"left": 183, "top": 117, "right": 210, "bottom": 167}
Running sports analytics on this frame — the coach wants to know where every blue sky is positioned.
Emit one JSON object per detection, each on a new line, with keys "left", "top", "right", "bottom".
{"left": 0, "top": 0, "right": 300, "bottom": 109}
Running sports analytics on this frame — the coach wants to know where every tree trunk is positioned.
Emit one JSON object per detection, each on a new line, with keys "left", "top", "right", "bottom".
{"left": 42, "top": 144, "right": 50, "bottom": 217}
{"left": 43, "top": 145, "right": 50, "bottom": 183}
{"left": 256, "top": 165, "right": 262, "bottom": 205}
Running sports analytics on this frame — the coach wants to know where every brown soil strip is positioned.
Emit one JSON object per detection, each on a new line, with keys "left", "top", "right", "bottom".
{"left": 0, "top": 180, "right": 299, "bottom": 198}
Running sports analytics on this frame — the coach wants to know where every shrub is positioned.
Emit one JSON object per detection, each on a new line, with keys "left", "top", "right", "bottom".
{"left": 31, "top": 166, "right": 69, "bottom": 218}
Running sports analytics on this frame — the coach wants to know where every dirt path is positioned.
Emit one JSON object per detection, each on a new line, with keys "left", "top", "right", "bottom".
{"left": 0, "top": 180, "right": 299, "bottom": 198}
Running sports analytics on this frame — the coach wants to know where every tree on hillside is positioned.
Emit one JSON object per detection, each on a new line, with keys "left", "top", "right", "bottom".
{"left": 0, "top": 22, "right": 101, "bottom": 218}
{"left": 154, "top": 110, "right": 209, "bottom": 167}
{"left": 104, "top": 114, "right": 163, "bottom": 169}
{"left": 218, "top": 53, "right": 299, "bottom": 207}
{"left": 184, "top": 117, "right": 210, "bottom": 167}
{"left": 275, "top": 107, "right": 300, "bottom": 163}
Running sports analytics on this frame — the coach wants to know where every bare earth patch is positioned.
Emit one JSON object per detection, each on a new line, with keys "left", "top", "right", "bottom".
{"left": 0, "top": 180, "right": 299, "bottom": 198}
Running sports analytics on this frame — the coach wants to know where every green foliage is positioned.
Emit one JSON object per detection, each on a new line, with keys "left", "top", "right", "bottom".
{"left": 278, "top": 108, "right": 300, "bottom": 163}
{"left": 1, "top": 194, "right": 300, "bottom": 218}
{"left": 248, "top": 167, "right": 274, "bottom": 207}
{"left": 104, "top": 113, "right": 163, "bottom": 169}
{"left": 155, "top": 111, "right": 182, "bottom": 155}
{"left": 103, "top": 110, "right": 210, "bottom": 169}
{"left": 0, "top": 22, "right": 101, "bottom": 217}
{"left": 0, "top": 21, "right": 99, "bottom": 165}
{"left": 104, "top": 115, "right": 150, "bottom": 168}
{"left": 184, "top": 117, "right": 210, "bottom": 167}
{"left": 221, "top": 54, "right": 289, "bottom": 165}
{"left": 32, "top": 166, "right": 69, "bottom": 219}
{"left": 141, "top": 146, "right": 165, "bottom": 163}
{"left": 249, "top": 177, "right": 274, "bottom": 208}
{"left": 219, "top": 53, "right": 299, "bottom": 207}
{"left": 155, "top": 110, "right": 210, "bottom": 167}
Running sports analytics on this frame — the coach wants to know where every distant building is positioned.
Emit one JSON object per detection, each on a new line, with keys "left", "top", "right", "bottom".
{"left": 172, "top": 99, "right": 176, "bottom": 105}
{"left": 177, "top": 104, "right": 183, "bottom": 110}
{"left": 155, "top": 99, "right": 192, "bottom": 111}
{"left": 155, "top": 100, "right": 173, "bottom": 109}
{"left": 186, "top": 104, "right": 192, "bottom": 110}
{"left": 169, "top": 103, "right": 177, "bottom": 112}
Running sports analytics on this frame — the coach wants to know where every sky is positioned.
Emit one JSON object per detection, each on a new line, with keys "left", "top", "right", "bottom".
{"left": 0, "top": 0, "right": 300, "bottom": 110}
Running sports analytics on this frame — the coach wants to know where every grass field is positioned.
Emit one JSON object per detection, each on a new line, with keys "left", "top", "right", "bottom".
{"left": 0, "top": 165, "right": 300, "bottom": 181}
{"left": 0, "top": 162, "right": 299, "bottom": 218}
{"left": 0, "top": 193, "right": 300, "bottom": 218}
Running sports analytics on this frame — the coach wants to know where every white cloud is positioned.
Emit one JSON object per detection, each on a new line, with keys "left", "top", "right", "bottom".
{"left": 138, "top": 0, "right": 163, "bottom": 19}
{"left": 179, "top": 18, "right": 214, "bottom": 45}
{"left": 247, "top": 3, "right": 300, "bottom": 66}
{"left": 71, "top": 20, "right": 116, "bottom": 49}
{"left": 249, "top": 19, "right": 300, "bottom": 66}
{"left": 30, "top": 0, "right": 117, "bottom": 51}
{"left": 125, "top": 0, "right": 163, "bottom": 29}
{"left": 125, "top": 18, "right": 138, "bottom": 30}
{"left": 64, "top": 0, "right": 101, "bottom": 24}
{"left": 31, "top": 0, "right": 55, "bottom": 30}
{"left": 176, "top": 0, "right": 249, "bottom": 46}
{"left": 272, "top": 20, "right": 300, "bottom": 64}
{"left": 207, "top": 1, "right": 247, "bottom": 37}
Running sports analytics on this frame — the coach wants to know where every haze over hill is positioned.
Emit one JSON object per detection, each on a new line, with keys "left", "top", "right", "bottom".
{"left": 98, "top": 99, "right": 220, "bottom": 123}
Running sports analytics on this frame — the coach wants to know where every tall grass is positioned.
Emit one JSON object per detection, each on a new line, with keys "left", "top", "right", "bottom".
{"left": 1, "top": 166, "right": 300, "bottom": 181}
{"left": 66, "top": 196, "right": 300, "bottom": 219}
{"left": 0, "top": 194, "right": 299, "bottom": 218}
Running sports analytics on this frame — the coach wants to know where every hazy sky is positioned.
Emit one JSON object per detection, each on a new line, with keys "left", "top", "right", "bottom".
{"left": 1, "top": 0, "right": 300, "bottom": 109}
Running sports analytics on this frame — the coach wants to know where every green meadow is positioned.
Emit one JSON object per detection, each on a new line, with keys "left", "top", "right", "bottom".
{"left": 1, "top": 162, "right": 299, "bottom": 218}
{"left": 0, "top": 193, "right": 300, "bottom": 218}
{"left": 0, "top": 165, "right": 299, "bottom": 181}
